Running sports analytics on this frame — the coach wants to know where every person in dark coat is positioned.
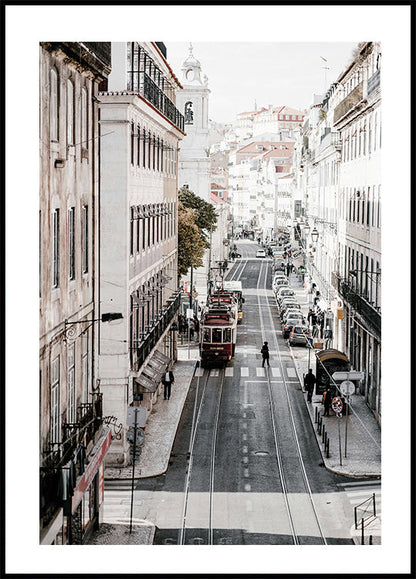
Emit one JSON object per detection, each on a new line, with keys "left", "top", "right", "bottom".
{"left": 323, "top": 326, "right": 333, "bottom": 349}
{"left": 162, "top": 368, "right": 174, "bottom": 400}
{"left": 304, "top": 368, "right": 316, "bottom": 402}
{"left": 322, "top": 387, "right": 332, "bottom": 416}
{"left": 261, "top": 341, "right": 270, "bottom": 367}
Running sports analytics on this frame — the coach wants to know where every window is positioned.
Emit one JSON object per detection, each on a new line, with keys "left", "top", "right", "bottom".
{"left": 142, "top": 129, "right": 146, "bottom": 166}
{"left": 82, "top": 330, "right": 89, "bottom": 403}
{"left": 136, "top": 125, "right": 141, "bottom": 166}
{"left": 131, "top": 122, "right": 135, "bottom": 165}
{"left": 223, "top": 328, "right": 232, "bottom": 342}
{"left": 153, "top": 134, "right": 156, "bottom": 171}
{"left": 67, "top": 79, "right": 74, "bottom": 145}
{"left": 147, "top": 130, "right": 151, "bottom": 169}
{"left": 130, "top": 207, "right": 134, "bottom": 255}
{"left": 81, "top": 87, "right": 88, "bottom": 146}
{"left": 136, "top": 206, "right": 141, "bottom": 252}
{"left": 203, "top": 328, "right": 211, "bottom": 342}
{"left": 51, "top": 356, "right": 60, "bottom": 443}
{"left": 53, "top": 209, "right": 60, "bottom": 287}
{"left": 67, "top": 344, "right": 75, "bottom": 423}
{"left": 82, "top": 205, "right": 88, "bottom": 274}
{"left": 50, "top": 68, "right": 59, "bottom": 141}
{"left": 212, "top": 329, "right": 222, "bottom": 343}
{"left": 68, "top": 207, "right": 75, "bottom": 280}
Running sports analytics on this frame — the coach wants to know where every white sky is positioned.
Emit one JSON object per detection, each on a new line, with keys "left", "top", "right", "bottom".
{"left": 165, "top": 41, "right": 359, "bottom": 123}
{"left": 5, "top": 3, "right": 412, "bottom": 577}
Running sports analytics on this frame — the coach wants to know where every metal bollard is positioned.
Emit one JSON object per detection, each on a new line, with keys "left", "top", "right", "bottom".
{"left": 325, "top": 438, "right": 330, "bottom": 458}
{"left": 315, "top": 407, "right": 318, "bottom": 423}
{"left": 322, "top": 424, "right": 326, "bottom": 442}
{"left": 318, "top": 416, "right": 322, "bottom": 435}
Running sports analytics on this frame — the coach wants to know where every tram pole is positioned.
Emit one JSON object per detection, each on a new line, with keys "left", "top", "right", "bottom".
{"left": 129, "top": 409, "right": 138, "bottom": 533}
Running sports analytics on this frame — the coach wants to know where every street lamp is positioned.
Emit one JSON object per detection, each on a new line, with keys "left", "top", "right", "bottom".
{"left": 311, "top": 228, "right": 319, "bottom": 243}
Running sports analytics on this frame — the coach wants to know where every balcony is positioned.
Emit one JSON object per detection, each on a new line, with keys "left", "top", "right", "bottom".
{"left": 334, "top": 82, "right": 364, "bottom": 123}
{"left": 141, "top": 73, "right": 184, "bottom": 132}
{"left": 40, "top": 394, "right": 104, "bottom": 525}
{"left": 335, "top": 276, "right": 381, "bottom": 338}
{"left": 368, "top": 69, "right": 380, "bottom": 95}
{"left": 131, "top": 290, "right": 181, "bottom": 370}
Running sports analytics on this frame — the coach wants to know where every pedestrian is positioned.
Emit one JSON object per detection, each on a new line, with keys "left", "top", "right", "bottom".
{"left": 189, "top": 318, "right": 195, "bottom": 341}
{"left": 193, "top": 315, "right": 200, "bottom": 335}
{"left": 312, "top": 323, "right": 320, "bottom": 338}
{"left": 261, "top": 341, "right": 270, "bottom": 367}
{"left": 162, "top": 368, "right": 174, "bottom": 400}
{"left": 307, "top": 308, "right": 314, "bottom": 325}
{"left": 322, "top": 387, "right": 332, "bottom": 416}
{"left": 323, "top": 326, "right": 333, "bottom": 349}
{"left": 304, "top": 368, "right": 316, "bottom": 402}
{"left": 286, "top": 262, "right": 291, "bottom": 277}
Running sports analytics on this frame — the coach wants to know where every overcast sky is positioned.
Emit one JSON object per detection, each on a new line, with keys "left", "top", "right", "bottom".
{"left": 165, "top": 41, "right": 358, "bottom": 124}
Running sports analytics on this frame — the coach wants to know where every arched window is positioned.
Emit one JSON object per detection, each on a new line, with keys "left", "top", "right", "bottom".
{"left": 67, "top": 79, "right": 74, "bottom": 145}
{"left": 50, "top": 68, "right": 59, "bottom": 141}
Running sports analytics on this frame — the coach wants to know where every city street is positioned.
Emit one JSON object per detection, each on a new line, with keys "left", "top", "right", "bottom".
{"left": 101, "top": 240, "right": 379, "bottom": 545}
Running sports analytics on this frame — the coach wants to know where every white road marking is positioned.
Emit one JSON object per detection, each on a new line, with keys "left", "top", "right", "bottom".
{"left": 225, "top": 367, "right": 233, "bottom": 376}
{"left": 241, "top": 367, "right": 249, "bottom": 376}
{"left": 271, "top": 367, "right": 281, "bottom": 377}
{"left": 244, "top": 484, "right": 251, "bottom": 492}
{"left": 210, "top": 369, "right": 219, "bottom": 377}
{"left": 287, "top": 367, "right": 297, "bottom": 378}
{"left": 195, "top": 368, "right": 204, "bottom": 377}
{"left": 243, "top": 446, "right": 248, "bottom": 453}
{"left": 256, "top": 367, "right": 265, "bottom": 376}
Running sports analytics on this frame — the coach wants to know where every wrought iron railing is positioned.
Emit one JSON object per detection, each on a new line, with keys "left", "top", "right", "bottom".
{"left": 131, "top": 291, "right": 181, "bottom": 370}
{"left": 334, "top": 82, "right": 364, "bottom": 123}
{"left": 336, "top": 277, "right": 381, "bottom": 338}
{"left": 141, "top": 73, "right": 184, "bottom": 132}
{"left": 40, "top": 394, "right": 103, "bottom": 524}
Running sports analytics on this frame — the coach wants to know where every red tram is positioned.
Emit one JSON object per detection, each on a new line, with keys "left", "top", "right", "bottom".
{"left": 199, "top": 303, "right": 237, "bottom": 367}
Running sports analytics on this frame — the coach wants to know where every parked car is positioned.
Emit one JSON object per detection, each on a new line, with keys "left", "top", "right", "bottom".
{"left": 276, "top": 287, "right": 296, "bottom": 305}
{"left": 282, "top": 306, "right": 303, "bottom": 323}
{"left": 272, "top": 277, "right": 289, "bottom": 290}
{"left": 280, "top": 303, "right": 302, "bottom": 320}
{"left": 289, "top": 325, "right": 311, "bottom": 346}
{"left": 256, "top": 249, "right": 266, "bottom": 258}
{"left": 282, "top": 319, "right": 308, "bottom": 339}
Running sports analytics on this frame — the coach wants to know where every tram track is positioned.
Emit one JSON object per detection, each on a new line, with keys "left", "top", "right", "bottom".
{"left": 256, "top": 259, "right": 327, "bottom": 545}
{"left": 178, "top": 367, "right": 225, "bottom": 545}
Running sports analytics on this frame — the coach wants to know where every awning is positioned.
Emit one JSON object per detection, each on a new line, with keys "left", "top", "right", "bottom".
{"left": 133, "top": 349, "right": 170, "bottom": 394}
{"left": 292, "top": 255, "right": 304, "bottom": 270}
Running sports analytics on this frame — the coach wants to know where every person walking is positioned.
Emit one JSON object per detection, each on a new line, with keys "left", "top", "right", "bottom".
{"left": 162, "top": 368, "right": 174, "bottom": 400}
{"left": 189, "top": 318, "right": 195, "bottom": 341}
{"left": 323, "top": 326, "right": 333, "bottom": 349}
{"left": 261, "top": 341, "right": 270, "bottom": 367}
{"left": 304, "top": 368, "right": 316, "bottom": 402}
{"left": 286, "top": 262, "right": 291, "bottom": 277}
{"left": 322, "top": 387, "right": 332, "bottom": 416}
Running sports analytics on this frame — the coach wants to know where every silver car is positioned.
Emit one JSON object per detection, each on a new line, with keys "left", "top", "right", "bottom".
{"left": 289, "top": 325, "right": 311, "bottom": 346}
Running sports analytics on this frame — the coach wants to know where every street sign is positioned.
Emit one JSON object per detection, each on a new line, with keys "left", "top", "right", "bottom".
{"left": 192, "top": 292, "right": 198, "bottom": 298}
{"left": 331, "top": 396, "right": 343, "bottom": 414}
{"left": 126, "top": 427, "right": 146, "bottom": 446}
{"left": 186, "top": 308, "right": 194, "bottom": 319}
{"left": 340, "top": 380, "right": 355, "bottom": 396}
{"left": 332, "top": 371, "right": 364, "bottom": 381}
{"left": 127, "top": 406, "right": 146, "bottom": 428}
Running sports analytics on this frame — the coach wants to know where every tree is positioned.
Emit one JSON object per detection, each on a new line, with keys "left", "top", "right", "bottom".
{"left": 177, "top": 203, "right": 206, "bottom": 279}
{"left": 178, "top": 187, "right": 217, "bottom": 247}
{"left": 177, "top": 187, "right": 218, "bottom": 280}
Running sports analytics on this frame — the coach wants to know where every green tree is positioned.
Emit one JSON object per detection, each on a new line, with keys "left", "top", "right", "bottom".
{"left": 177, "top": 187, "right": 218, "bottom": 280}
{"left": 177, "top": 204, "right": 205, "bottom": 278}
{"left": 178, "top": 187, "right": 217, "bottom": 246}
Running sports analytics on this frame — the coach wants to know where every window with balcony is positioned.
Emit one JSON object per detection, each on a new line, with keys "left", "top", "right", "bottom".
{"left": 51, "top": 356, "right": 60, "bottom": 443}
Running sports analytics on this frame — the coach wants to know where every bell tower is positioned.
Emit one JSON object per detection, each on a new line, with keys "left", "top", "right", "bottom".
{"left": 177, "top": 43, "right": 211, "bottom": 201}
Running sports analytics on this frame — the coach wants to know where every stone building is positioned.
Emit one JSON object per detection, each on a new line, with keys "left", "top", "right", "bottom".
{"left": 97, "top": 42, "right": 185, "bottom": 466}
{"left": 39, "top": 42, "right": 112, "bottom": 545}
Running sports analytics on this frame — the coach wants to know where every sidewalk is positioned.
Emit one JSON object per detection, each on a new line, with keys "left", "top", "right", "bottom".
{"left": 286, "top": 271, "right": 381, "bottom": 478}
{"left": 286, "top": 270, "right": 381, "bottom": 545}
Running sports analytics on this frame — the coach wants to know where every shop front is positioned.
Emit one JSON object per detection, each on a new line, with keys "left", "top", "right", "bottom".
{"left": 67, "top": 428, "right": 111, "bottom": 544}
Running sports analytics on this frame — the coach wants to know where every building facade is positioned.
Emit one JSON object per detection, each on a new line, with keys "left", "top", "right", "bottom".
{"left": 39, "top": 42, "right": 112, "bottom": 545}
{"left": 98, "top": 42, "right": 185, "bottom": 466}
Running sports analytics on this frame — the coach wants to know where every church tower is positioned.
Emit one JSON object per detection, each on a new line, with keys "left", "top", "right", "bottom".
{"left": 177, "top": 44, "right": 211, "bottom": 201}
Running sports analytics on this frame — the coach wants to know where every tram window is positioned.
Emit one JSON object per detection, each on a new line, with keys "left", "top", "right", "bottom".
{"left": 223, "top": 328, "right": 231, "bottom": 343}
{"left": 203, "top": 329, "right": 211, "bottom": 342}
{"left": 212, "top": 329, "right": 222, "bottom": 343}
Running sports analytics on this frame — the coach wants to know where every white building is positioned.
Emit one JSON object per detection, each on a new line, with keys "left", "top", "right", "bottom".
{"left": 98, "top": 42, "right": 184, "bottom": 466}
{"left": 176, "top": 44, "right": 214, "bottom": 306}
